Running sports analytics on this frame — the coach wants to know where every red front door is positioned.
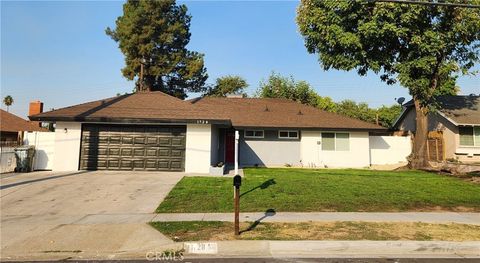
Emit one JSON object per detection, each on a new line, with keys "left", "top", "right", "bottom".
{"left": 225, "top": 131, "right": 235, "bottom": 163}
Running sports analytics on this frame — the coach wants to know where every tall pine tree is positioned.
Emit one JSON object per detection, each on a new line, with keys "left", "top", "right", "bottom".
{"left": 106, "top": 0, "right": 208, "bottom": 99}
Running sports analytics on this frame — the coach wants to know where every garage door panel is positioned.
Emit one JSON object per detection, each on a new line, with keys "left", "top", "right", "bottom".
{"left": 121, "top": 148, "right": 133, "bottom": 156}
{"left": 146, "top": 148, "right": 157, "bottom": 156}
{"left": 120, "top": 160, "right": 133, "bottom": 169}
{"left": 97, "top": 148, "right": 108, "bottom": 156}
{"left": 107, "top": 159, "right": 119, "bottom": 169}
{"left": 158, "top": 137, "right": 171, "bottom": 146}
{"left": 96, "top": 136, "right": 107, "bottom": 144}
{"left": 133, "top": 160, "right": 145, "bottom": 169}
{"left": 171, "top": 138, "right": 184, "bottom": 146}
{"left": 108, "top": 148, "right": 120, "bottom": 156}
{"left": 146, "top": 137, "right": 157, "bottom": 144}
{"left": 80, "top": 124, "right": 185, "bottom": 171}
{"left": 170, "top": 160, "right": 183, "bottom": 169}
{"left": 122, "top": 136, "right": 134, "bottom": 145}
{"left": 133, "top": 148, "right": 145, "bottom": 157}
{"left": 134, "top": 137, "right": 146, "bottom": 145}
{"left": 171, "top": 149, "right": 183, "bottom": 157}
{"left": 109, "top": 136, "right": 121, "bottom": 144}
{"left": 145, "top": 160, "right": 157, "bottom": 169}
{"left": 158, "top": 160, "right": 170, "bottom": 169}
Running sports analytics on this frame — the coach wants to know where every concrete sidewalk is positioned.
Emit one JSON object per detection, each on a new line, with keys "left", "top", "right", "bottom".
{"left": 151, "top": 212, "right": 480, "bottom": 225}
{"left": 182, "top": 240, "right": 480, "bottom": 259}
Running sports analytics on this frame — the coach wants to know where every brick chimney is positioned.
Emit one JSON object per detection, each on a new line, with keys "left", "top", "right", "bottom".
{"left": 29, "top": 101, "right": 43, "bottom": 127}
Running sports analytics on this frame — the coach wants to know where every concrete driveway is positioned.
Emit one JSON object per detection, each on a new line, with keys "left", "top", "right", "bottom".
{"left": 0, "top": 170, "right": 184, "bottom": 260}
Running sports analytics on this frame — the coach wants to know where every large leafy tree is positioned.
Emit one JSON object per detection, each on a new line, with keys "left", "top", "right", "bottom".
{"left": 336, "top": 100, "right": 377, "bottom": 124}
{"left": 256, "top": 72, "right": 319, "bottom": 107}
{"left": 204, "top": 75, "right": 248, "bottom": 97}
{"left": 297, "top": 0, "right": 480, "bottom": 168}
{"left": 316, "top": 95, "right": 338, "bottom": 112}
{"left": 3, "top": 95, "right": 13, "bottom": 112}
{"left": 377, "top": 104, "right": 403, "bottom": 128}
{"left": 106, "top": 0, "right": 208, "bottom": 99}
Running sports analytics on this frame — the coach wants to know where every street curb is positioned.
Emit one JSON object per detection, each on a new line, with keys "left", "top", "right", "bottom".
{"left": 183, "top": 240, "right": 480, "bottom": 258}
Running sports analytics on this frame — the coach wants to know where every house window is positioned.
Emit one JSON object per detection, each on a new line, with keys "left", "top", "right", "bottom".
{"left": 459, "top": 126, "right": 480, "bottom": 146}
{"left": 321, "top": 132, "right": 350, "bottom": 151}
{"left": 244, "top": 130, "right": 264, "bottom": 139}
{"left": 278, "top": 130, "right": 299, "bottom": 139}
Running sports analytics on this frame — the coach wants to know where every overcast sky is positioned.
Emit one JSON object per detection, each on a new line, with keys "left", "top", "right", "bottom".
{"left": 2, "top": 1, "right": 479, "bottom": 118}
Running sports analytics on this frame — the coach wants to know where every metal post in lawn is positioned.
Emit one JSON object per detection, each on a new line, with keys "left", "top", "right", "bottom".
{"left": 233, "top": 174, "right": 241, "bottom": 236}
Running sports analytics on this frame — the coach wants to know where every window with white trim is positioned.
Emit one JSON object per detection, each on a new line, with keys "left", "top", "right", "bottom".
{"left": 321, "top": 132, "right": 350, "bottom": 151}
{"left": 278, "top": 130, "right": 299, "bottom": 139}
{"left": 244, "top": 130, "right": 264, "bottom": 139}
{"left": 459, "top": 126, "right": 480, "bottom": 146}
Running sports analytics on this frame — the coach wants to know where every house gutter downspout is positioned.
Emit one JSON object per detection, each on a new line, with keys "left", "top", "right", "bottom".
{"left": 234, "top": 130, "right": 239, "bottom": 175}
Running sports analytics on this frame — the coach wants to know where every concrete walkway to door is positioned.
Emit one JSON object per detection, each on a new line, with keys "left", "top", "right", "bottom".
{"left": 0, "top": 170, "right": 184, "bottom": 261}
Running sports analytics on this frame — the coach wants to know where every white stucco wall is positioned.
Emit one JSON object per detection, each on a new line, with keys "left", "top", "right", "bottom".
{"left": 53, "top": 122, "right": 82, "bottom": 171}
{"left": 239, "top": 130, "right": 301, "bottom": 167}
{"left": 369, "top": 136, "right": 411, "bottom": 165}
{"left": 185, "top": 124, "right": 212, "bottom": 173}
{"left": 24, "top": 131, "right": 56, "bottom": 170}
{"left": 301, "top": 131, "right": 370, "bottom": 168}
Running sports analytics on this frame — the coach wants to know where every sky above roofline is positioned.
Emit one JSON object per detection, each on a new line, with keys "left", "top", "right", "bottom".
{"left": 2, "top": 1, "right": 479, "bottom": 118}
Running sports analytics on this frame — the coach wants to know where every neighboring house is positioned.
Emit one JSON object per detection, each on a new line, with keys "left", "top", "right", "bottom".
{"left": 0, "top": 104, "right": 46, "bottom": 146}
{"left": 30, "top": 91, "right": 392, "bottom": 173}
{"left": 1, "top": 102, "right": 47, "bottom": 173}
{"left": 393, "top": 95, "right": 480, "bottom": 163}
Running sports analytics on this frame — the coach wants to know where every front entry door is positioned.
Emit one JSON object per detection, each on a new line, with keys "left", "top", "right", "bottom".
{"left": 225, "top": 130, "right": 235, "bottom": 164}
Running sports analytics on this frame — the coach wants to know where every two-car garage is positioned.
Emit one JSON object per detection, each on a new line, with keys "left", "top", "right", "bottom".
{"left": 79, "top": 124, "right": 186, "bottom": 171}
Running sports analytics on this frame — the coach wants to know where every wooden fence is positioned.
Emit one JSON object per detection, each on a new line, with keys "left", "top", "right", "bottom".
{"left": 427, "top": 131, "right": 445, "bottom": 162}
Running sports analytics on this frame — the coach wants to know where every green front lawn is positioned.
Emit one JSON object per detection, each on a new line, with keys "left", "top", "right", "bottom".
{"left": 156, "top": 168, "right": 480, "bottom": 212}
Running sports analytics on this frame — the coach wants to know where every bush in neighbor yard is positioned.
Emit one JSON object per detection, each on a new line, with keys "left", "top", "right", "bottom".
{"left": 156, "top": 168, "right": 480, "bottom": 213}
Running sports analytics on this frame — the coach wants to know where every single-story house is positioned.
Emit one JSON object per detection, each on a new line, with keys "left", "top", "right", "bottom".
{"left": 1, "top": 103, "right": 48, "bottom": 173}
{"left": 1, "top": 104, "right": 46, "bottom": 146}
{"left": 393, "top": 95, "right": 480, "bottom": 163}
{"left": 30, "top": 91, "right": 393, "bottom": 173}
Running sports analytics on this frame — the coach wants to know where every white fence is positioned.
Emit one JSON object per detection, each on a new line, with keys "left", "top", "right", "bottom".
{"left": 24, "top": 131, "right": 55, "bottom": 170}
{"left": 369, "top": 136, "right": 411, "bottom": 165}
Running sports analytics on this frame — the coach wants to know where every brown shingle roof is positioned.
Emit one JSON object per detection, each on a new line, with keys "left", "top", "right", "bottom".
{"left": 1, "top": 109, "right": 47, "bottom": 132}
{"left": 30, "top": 92, "right": 228, "bottom": 123}
{"left": 395, "top": 95, "right": 480, "bottom": 127}
{"left": 30, "top": 92, "right": 385, "bottom": 130}
{"left": 191, "top": 97, "right": 384, "bottom": 130}
{"left": 437, "top": 95, "right": 480, "bottom": 125}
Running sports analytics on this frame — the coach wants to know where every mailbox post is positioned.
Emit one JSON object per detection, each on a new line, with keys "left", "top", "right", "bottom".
{"left": 233, "top": 174, "right": 242, "bottom": 235}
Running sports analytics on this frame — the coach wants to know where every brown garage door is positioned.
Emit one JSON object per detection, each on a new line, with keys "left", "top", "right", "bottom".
{"left": 80, "top": 124, "right": 186, "bottom": 171}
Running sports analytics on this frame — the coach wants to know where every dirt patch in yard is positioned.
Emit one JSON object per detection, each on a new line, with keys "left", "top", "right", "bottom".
{"left": 150, "top": 221, "right": 480, "bottom": 242}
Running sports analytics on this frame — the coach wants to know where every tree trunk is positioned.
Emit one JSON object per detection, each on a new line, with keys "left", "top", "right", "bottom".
{"left": 410, "top": 98, "right": 430, "bottom": 169}
{"left": 144, "top": 75, "right": 153, "bottom": 92}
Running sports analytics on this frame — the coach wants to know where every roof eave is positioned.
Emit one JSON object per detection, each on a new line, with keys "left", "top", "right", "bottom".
{"left": 29, "top": 116, "right": 231, "bottom": 125}
{"left": 233, "top": 125, "right": 387, "bottom": 132}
